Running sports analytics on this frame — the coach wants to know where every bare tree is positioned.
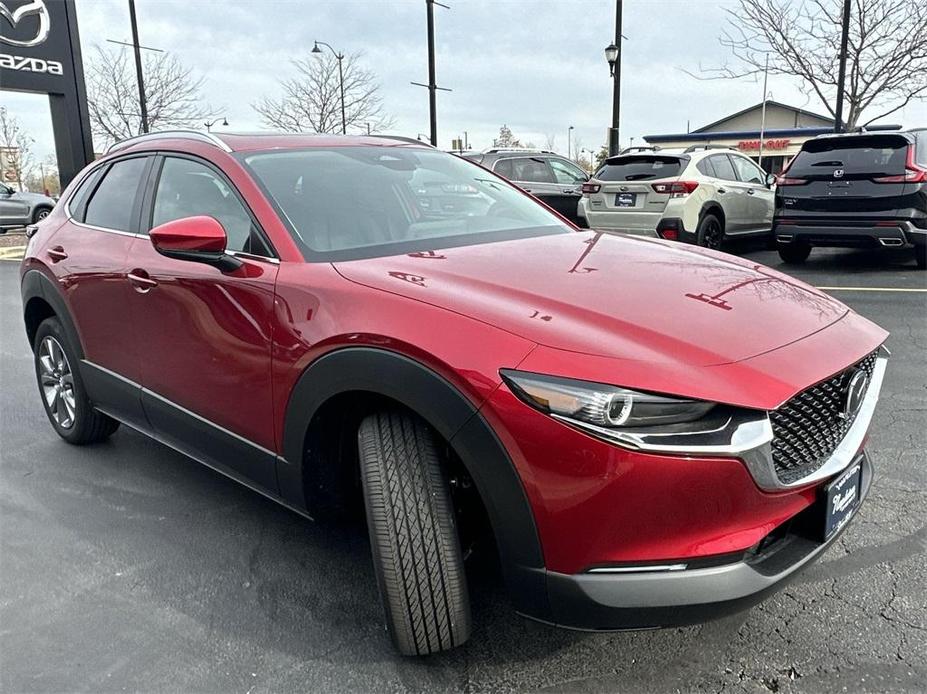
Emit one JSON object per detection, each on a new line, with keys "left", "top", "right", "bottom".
{"left": 24, "top": 155, "right": 60, "bottom": 197}
{"left": 544, "top": 132, "right": 557, "bottom": 151}
{"left": 253, "top": 52, "right": 394, "bottom": 134}
{"left": 0, "top": 106, "right": 35, "bottom": 190}
{"left": 87, "top": 45, "right": 217, "bottom": 148}
{"left": 696, "top": 0, "right": 927, "bottom": 129}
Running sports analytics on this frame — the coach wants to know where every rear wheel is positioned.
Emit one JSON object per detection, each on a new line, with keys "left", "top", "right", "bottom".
{"left": 696, "top": 213, "right": 724, "bottom": 250}
{"left": 32, "top": 207, "right": 52, "bottom": 223}
{"left": 358, "top": 410, "right": 471, "bottom": 656}
{"left": 778, "top": 243, "right": 812, "bottom": 264}
{"left": 33, "top": 318, "right": 119, "bottom": 444}
{"left": 915, "top": 244, "right": 926, "bottom": 270}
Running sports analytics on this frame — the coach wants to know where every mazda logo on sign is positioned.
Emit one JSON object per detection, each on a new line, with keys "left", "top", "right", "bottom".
{"left": 833, "top": 168, "right": 845, "bottom": 178}
{"left": 0, "top": 0, "right": 49, "bottom": 48}
{"left": 841, "top": 369, "right": 869, "bottom": 420}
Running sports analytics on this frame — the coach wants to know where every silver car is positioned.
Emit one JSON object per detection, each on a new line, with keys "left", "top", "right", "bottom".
{"left": 0, "top": 183, "right": 56, "bottom": 231}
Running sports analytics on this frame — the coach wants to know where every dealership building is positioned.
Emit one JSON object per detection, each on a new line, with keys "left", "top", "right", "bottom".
{"left": 643, "top": 101, "right": 902, "bottom": 174}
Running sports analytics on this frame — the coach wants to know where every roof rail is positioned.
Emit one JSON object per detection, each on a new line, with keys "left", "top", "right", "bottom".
{"left": 105, "top": 129, "right": 232, "bottom": 155}
{"left": 617, "top": 145, "right": 661, "bottom": 154}
{"left": 481, "top": 147, "right": 556, "bottom": 155}
{"left": 368, "top": 134, "right": 435, "bottom": 147}
{"left": 682, "top": 144, "right": 734, "bottom": 153}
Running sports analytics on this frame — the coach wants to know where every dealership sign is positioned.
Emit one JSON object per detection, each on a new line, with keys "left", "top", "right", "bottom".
{"left": 0, "top": 0, "right": 93, "bottom": 187}
{"left": 737, "top": 138, "right": 791, "bottom": 151}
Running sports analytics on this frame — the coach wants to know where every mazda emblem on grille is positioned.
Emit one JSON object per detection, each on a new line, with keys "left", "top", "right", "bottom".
{"left": 842, "top": 369, "right": 869, "bottom": 420}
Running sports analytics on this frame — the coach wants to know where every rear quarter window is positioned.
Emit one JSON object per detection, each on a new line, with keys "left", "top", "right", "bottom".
{"left": 788, "top": 135, "right": 908, "bottom": 177}
{"left": 594, "top": 156, "right": 684, "bottom": 181}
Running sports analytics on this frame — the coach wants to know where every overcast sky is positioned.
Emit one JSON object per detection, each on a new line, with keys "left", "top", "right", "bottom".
{"left": 5, "top": 0, "right": 926, "bottom": 163}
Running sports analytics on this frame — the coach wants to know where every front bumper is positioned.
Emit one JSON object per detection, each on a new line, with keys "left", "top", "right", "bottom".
{"left": 775, "top": 219, "right": 927, "bottom": 248}
{"left": 533, "top": 451, "right": 873, "bottom": 631}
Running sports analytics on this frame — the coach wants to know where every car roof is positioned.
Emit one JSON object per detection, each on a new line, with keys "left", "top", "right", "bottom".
{"left": 106, "top": 130, "right": 436, "bottom": 156}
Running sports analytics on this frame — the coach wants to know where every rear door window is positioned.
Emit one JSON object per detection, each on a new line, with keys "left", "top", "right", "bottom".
{"left": 708, "top": 154, "right": 738, "bottom": 182}
{"left": 502, "top": 158, "right": 555, "bottom": 183}
{"left": 595, "top": 156, "right": 684, "bottom": 181}
{"left": 787, "top": 135, "right": 908, "bottom": 178}
{"left": 84, "top": 157, "right": 149, "bottom": 232}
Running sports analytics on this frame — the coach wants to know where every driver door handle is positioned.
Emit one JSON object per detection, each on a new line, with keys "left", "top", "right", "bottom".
{"left": 128, "top": 269, "right": 158, "bottom": 293}
{"left": 747, "top": 188, "right": 755, "bottom": 195}
{"left": 717, "top": 188, "right": 727, "bottom": 194}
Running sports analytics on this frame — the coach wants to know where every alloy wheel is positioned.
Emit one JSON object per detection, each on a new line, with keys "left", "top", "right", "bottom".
{"left": 703, "top": 219, "right": 722, "bottom": 249}
{"left": 38, "top": 336, "right": 77, "bottom": 429}
{"left": 36, "top": 209, "right": 50, "bottom": 220}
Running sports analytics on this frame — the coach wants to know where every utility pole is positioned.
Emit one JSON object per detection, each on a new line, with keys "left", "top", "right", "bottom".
{"left": 834, "top": 0, "right": 851, "bottom": 132}
{"left": 758, "top": 54, "right": 769, "bottom": 166}
{"left": 412, "top": 1, "right": 451, "bottom": 147}
{"left": 128, "top": 0, "right": 149, "bottom": 133}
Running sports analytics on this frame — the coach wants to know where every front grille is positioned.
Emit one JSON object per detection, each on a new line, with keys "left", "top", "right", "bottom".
{"left": 769, "top": 351, "right": 877, "bottom": 485}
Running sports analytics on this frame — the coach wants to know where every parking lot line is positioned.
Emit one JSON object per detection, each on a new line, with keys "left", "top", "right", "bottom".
{"left": 0, "top": 246, "right": 27, "bottom": 261}
{"left": 815, "top": 286, "right": 927, "bottom": 293}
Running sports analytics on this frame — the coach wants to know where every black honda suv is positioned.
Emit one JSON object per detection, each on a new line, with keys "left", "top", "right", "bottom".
{"left": 774, "top": 129, "right": 927, "bottom": 269}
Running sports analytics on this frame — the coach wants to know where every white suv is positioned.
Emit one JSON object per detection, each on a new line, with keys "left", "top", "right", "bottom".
{"left": 579, "top": 146, "right": 775, "bottom": 248}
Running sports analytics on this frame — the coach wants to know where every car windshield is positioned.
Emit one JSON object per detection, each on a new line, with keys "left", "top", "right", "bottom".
{"left": 241, "top": 146, "right": 572, "bottom": 261}
{"left": 594, "top": 155, "right": 685, "bottom": 181}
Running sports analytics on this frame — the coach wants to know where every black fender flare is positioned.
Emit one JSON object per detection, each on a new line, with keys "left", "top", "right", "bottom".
{"left": 278, "top": 347, "right": 551, "bottom": 619}
{"left": 698, "top": 201, "right": 725, "bottom": 228}
{"left": 21, "top": 268, "right": 84, "bottom": 357}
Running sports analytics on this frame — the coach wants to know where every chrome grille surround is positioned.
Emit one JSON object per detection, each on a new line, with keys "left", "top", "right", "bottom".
{"left": 769, "top": 351, "right": 879, "bottom": 485}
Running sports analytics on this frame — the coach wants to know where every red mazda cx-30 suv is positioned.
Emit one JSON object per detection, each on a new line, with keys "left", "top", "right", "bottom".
{"left": 21, "top": 132, "right": 888, "bottom": 655}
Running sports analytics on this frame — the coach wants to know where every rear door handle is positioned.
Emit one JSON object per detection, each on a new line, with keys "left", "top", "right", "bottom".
{"left": 128, "top": 269, "right": 158, "bottom": 293}
{"left": 717, "top": 188, "right": 726, "bottom": 194}
{"left": 747, "top": 189, "right": 755, "bottom": 195}
{"left": 47, "top": 246, "right": 68, "bottom": 262}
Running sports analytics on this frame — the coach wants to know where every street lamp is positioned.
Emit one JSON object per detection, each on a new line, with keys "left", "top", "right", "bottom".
{"left": 204, "top": 117, "right": 228, "bottom": 133}
{"left": 568, "top": 125, "right": 574, "bottom": 159}
{"left": 604, "top": 43, "right": 619, "bottom": 76}
{"left": 312, "top": 40, "right": 347, "bottom": 135}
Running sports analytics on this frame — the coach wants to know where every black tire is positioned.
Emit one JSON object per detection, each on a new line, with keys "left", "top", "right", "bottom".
{"left": 33, "top": 317, "right": 119, "bottom": 445}
{"left": 32, "top": 207, "right": 53, "bottom": 223}
{"left": 778, "top": 243, "right": 812, "bottom": 264}
{"left": 696, "top": 213, "right": 724, "bottom": 250}
{"left": 915, "top": 245, "right": 926, "bottom": 270}
{"left": 358, "top": 410, "right": 471, "bottom": 656}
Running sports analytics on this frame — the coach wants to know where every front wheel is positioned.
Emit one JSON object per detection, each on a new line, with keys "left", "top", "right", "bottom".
{"left": 32, "top": 207, "right": 52, "bottom": 223}
{"left": 358, "top": 410, "right": 471, "bottom": 656}
{"left": 33, "top": 317, "right": 119, "bottom": 444}
{"left": 778, "top": 243, "right": 812, "bottom": 264}
{"left": 696, "top": 213, "right": 724, "bottom": 250}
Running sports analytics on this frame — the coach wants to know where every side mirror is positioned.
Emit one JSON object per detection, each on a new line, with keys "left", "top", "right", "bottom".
{"left": 149, "top": 215, "right": 242, "bottom": 272}
{"left": 766, "top": 172, "right": 777, "bottom": 188}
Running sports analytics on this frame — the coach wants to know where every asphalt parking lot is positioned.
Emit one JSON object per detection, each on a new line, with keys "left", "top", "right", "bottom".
{"left": 1, "top": 246, "right": 925, "bottom": 694}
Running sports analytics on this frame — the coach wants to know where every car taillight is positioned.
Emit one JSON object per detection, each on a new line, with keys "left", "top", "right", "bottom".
{"left": 581, "top": 182, "right": 601, "bottom": 195}
{"left": 873, "top": 145, "right": 927, "bottom": 183}
{"left": 776, "top": 176, "right": 808, "bottom": 186}
{"left": 651, "top": 181, "right": 698, "bottom": 197}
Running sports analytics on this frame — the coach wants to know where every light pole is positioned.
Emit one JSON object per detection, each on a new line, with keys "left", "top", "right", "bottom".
{"left": 204, "top": 117, "right": 228, "bottom": 133}
{"left": 568, "top": 125, "right": 574, "bottom": 159}
{"left": 604, "top": 0, "right": 624, "bottom": 156}
{"left": 312, "top": 40, "right": 347, "bottom": 134}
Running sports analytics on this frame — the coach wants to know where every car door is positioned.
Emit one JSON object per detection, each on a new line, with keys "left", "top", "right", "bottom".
{"left": 707, "top": 154, "right": 748, "bottom": 232}
{"left": 46, "top": 156, "right": 151, "bottom": 427}
{"left": 547, "top": 157, "right": 588, "bottom": 224}
{"left": 730, "top": 154, "right": 774, "bottom": 232}
{"left": 126, "top": 153, "right": 280, "bottom": 489}
{"left": 494, "top": 156, "right": 560, "bottom": 205}
{"left": 0, "top": 183, "right": 30, "bottom": 226}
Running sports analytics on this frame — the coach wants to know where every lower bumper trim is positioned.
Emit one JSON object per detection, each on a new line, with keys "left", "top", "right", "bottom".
{"left": 527, "top": 451, "right": 872, "bottom": 631}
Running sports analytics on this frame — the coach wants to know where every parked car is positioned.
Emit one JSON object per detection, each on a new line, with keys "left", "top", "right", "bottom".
{"left": 458, "top": 148, "right": 589, "bottom": 225}
{"left": 774, "top": 129, "right": 927, "bottom": 268}
{"left": 22, "top": 131, "right": 888, "bottom": 656}
{"left": 580, "top": 145, "right": 775, "bottom": 248}
{"left": 0, "top": 182, "right": 56, "bottom": 231}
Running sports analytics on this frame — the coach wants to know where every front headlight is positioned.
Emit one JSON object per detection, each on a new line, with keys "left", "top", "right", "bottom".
{"left": 500, "top": 370, "right": 715, "bottom": 430}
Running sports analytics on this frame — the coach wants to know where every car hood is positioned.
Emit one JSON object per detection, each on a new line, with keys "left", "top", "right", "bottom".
{"left": 333, "top": 231, "right": 850, "bottom": 366}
